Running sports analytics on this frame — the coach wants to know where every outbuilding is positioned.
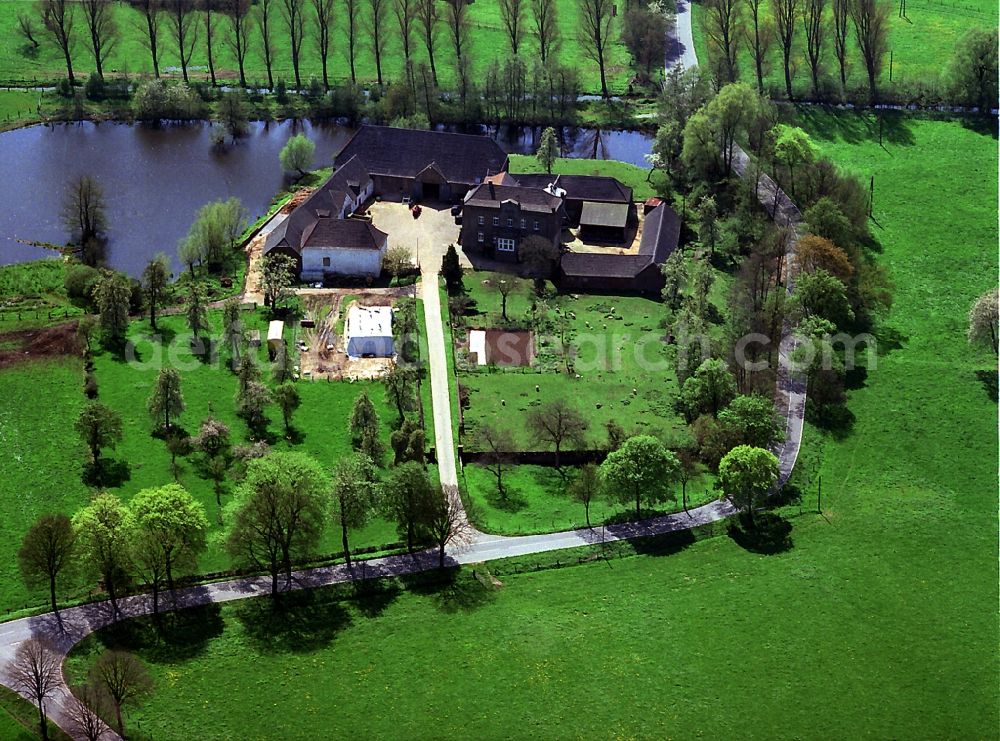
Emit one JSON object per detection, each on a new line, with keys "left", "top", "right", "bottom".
{"left": 267, "top": 320, "right": 285, "bottom": 357}
{"left": 345, "top": 306, "right": 394, "bottom": 358}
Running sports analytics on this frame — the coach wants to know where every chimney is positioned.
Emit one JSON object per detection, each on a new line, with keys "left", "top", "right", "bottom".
{"left": 488, "top": 182, "right": 495, "bottom": 200}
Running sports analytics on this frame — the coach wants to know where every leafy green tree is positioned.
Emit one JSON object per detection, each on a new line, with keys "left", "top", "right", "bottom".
{"left": 946, "top": 28, "right": 998, "bottom": 113}
{"left": 75, "top": 402, "right": 123, "bottom": 465}
{"left": 92, "top": 270, "right": 132, "bottom": 347}
{"left": 18, "top": 514, "right": 76, "bottom": 615}
{"left": 259, "top": 252, "right": 297, "bottom": 310}
{"left": 222, "top": 297, "right": 245, "bottom": 367}
{"left": 661, "top": 249, "right": 687, "bottom": 311}
{"left": 273, "top": 382, "right": 301, "bottom": 434}
{"left": 804, "top": 197, "right": 855, "bottom": 250}
{"left": 717, "top": 444, "right": 779, "bottom": 526}
{"left": 279, "top": 133, "right": 316, "bottom": 177}
{"left": 966, "top": 288, "right": 997, "bottom": 354}
{"left": 216, "top": 90, "right": 250, "bottom": 140}
{"left": 237, "top": 380, "right": 271, "bottom": 436}
{"left": 772, "top": 124, "right": 816, "bottom": 198}
{"left": 181, "top": 198, "right": 248, "bottom": 272}
{"left": 383, "top": 364, "right": 415, "bottom": 421}
{"left": 390, "top": 418, "right": 425, "bottom": 465}
{"left": 600, "top": 435, "right": 680, "bottom": 518}
{"left": 130, "top": 484, "right": 208, "bottom": 613}
{"left": 331, "top": 452, "right": 379, "bottom": 569}
{"left": 536, "top": 126, "right": 560, "bottom": 174}
{"left": 681, "top": 358, "right": 737, "bottom": 420}
{"left": 225, "top": 452, "right": 330, "bottom": 595}
{"left": 682, "top": 82, "right": 764, "bottom": 179}
{"left": 382, "top": 461, "right": 436, "bottom": 552}
{"left": 793, "top": 268, "right": 854, "bottom": 328}
{"left": 719, "top": 394, "right": 784, "bottom": 449}
{"left": 141, "top": 253, "right": 171, "bottom": 330}
{"left": 148, "top": 368, "right": 184, "bottom": 430}
{"left": 569, "top": 462, "right": 601, "bottom": 527}
{"left": 236, "top": 352, "right": 263, "bottom": 394}
{"left": 526, "top": 398, "right": 589, "bottom": 470}
{"left": 519, "top": 235, "right": 560, "bottom": 288}
{"left": 185, "top": 282, "right": 208, "bottom": 342}
{"left": 441, "top": 244, "right": 464, "bottom": 294}
{"left": 193, "top": 417, "right": 232, "bottom": 504}
{"left": 350, "top": 391, "right": 381, "bottom": 447}
{"left": 73, "top": 492, "right": 135, "bottom": 614}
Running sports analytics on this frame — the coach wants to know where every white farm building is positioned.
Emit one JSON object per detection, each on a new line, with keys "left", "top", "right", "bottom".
{"left": 345, "top": 306, "right": 394, "bottom": 358}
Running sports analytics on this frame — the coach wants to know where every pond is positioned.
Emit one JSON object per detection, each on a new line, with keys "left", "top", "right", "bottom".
{"left": 0, "top": 120, "right": 653, "bottom": 276}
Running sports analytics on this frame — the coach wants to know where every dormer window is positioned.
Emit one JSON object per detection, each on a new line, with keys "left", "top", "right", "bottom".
{"left": 316, "top": 209, "right": 330, "bottom": 217}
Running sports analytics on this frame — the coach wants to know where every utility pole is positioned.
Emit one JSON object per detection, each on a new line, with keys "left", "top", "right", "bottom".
{"left": 817, "top": 476, "right": 822, "bottom": 513}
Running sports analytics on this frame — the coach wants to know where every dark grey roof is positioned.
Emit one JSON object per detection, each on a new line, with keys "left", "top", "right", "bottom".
{"left": 464, "top": 182, "right": 564, "bottom": 214}
{"left": 560, "top": 203, "right": 680, "bottom": 279}
{"left": 264, "top": 155, "right": 374, "bottom": 257}
{"left": 334, "top": 126, "right": 509, "bottom": 185}
{"left": 303, "top": 219, "right": 388, "bottom": 251}
{"left": 580, "top": 201, "right": 629, "bottom": 228}
{"left": 513, "top": 173, "right": 633, "bottom": 203}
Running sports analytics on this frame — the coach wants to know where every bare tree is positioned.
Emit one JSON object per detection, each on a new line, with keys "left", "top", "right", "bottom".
{"left": 39, "top": 0, "right": 77, "bottom": 85}
{"left": 227, "top": 0, "right": 252, "bottom": 87}
{"left": 427, "top": 486, "right": 471, "bottom": 567}
{"left": 771, "top": 0, "right": 797, "bottom": 99}
{"left": 203, "top": 0, "right": 219, "bottom": 85}
{"left": 81, "top": 0, "right": 118, "bottom": 81}
{"left": 394, "top": 0, "right": 417, "bottom": 88}
{"left": 445, "top": 0, "right": 470, "bottom": 100}
{"left": 743, "top": 0, "right": 772, "bottom": 93}
{"left": 135, "top": 0, "right": 163, "bottom": 77}
{"left": 475, "top": 423, "right": 516, "bottom": 498}
{"left": 66, "top": 683, "right": 111, "bottom": 741}
{"left": 312, "top": 0, "right": 335, "bottom": 89}
{"left": 832, "top": 0, "right": 849, "bottom": 86}
{"left": 90, "top": 651, "right": 153, "bottom": 740}
{"left": 499, "top": 0, "right": 525, "bottom": 55}
{"left": 704, "top": 0, "right": 743, "bottom": 83}
{"left": 417, "top": 0, "right": 440, "bottom": 84}
{"left": 167, "top": 0, "right": 198, "bottom": 83}
{"left": 62, "top": 175, "right": 107, "bottom": 248}
{"left": 282, "top": 0, "right": 305, "bottom": 89}
{"left": 802, "top": 0, "right": 827, "bottom": 95}
{"left": 18, "top": 513, "right": 76, "bottom": 615}
{"left": 8, "top": 639, "right": 61, "bottom": 741}
{"left": 16, "top": 12, "right": 41, "bottom": 49}
{"left": 368, "top": 0, "right": 389, "bottom": 85}
{"left": 258, "top": 0, "right": 276, "bottom": 89}
{"left": 530, "top": 0, "right": 559, "bottom": 64}
{"left": 526, "top": 398, "right": 589, "bottom": 470}
{"left": 345, "top": 0, "right": 360, "bottom": 82}
{"left": 849, "top": 0, "right": 889, "bottom": 102}
{"left": 577, "top": 0, "right": 614, "bottom": 99}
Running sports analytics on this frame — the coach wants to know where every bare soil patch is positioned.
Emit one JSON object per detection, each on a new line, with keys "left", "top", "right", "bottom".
{"left": 0, "top": 322, "right": 80, "bottom": 368}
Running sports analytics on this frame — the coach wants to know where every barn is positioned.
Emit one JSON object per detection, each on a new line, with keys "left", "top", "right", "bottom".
{"left": 345, "top": 306, "right": 394, "bottom": 358}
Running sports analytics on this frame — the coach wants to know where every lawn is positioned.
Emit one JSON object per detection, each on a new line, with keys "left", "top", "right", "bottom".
{"left": 0, "top": 0, "right": 634, "bottom": 95}
{"left": 690, "top": 0, "right": 999, "bottom": 100}
{"left": 462, "top": 461, "right": 718, "bottom": 535}
{"left": 49, "top": 111, "right": 1000, "bottom": 740}
{"left": 0, "top": 306, "right": 420, "bottom": 615}
{"left": 508, "top": 154, "right": 660, "bottom": 201}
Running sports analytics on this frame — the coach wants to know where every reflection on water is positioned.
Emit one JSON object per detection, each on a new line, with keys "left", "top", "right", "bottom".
{"left": 0, "top": 120, "right": 652, "bottom": 276}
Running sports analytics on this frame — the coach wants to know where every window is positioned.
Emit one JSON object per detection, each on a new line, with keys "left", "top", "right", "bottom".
{"left": 493, "top": 216, "right": 499, "bottom": 226}
{"left": 497, "top": 238, "right": 516, "bottom": 252}
{"left": 478, "top": 215, "right": 485, "bottom": 225}
{"left": 533, "top": 220, "right": 540, "bottom": 231}
{"left": 507, "top": 218, "right": 513, "bottom": 227}
{"left": 477, "top": 232, "right": 484, "bottom": 243}
{"left": 520, "top": 218, "right": 526, "bottom": 229}
{"left": 322, "top": 257, "right": 331, "bottom": 267}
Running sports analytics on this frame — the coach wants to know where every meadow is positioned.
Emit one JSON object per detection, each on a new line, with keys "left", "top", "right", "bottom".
{"left": 59, "top": 110, "right": 998, "bottom": 739}
{"left": 0, "top": 306, "right": 418, "bottom": 616}
{"left": 0, "top": 0, "right": 633, "bottom": 94}
{"left": 690, "top": 0, "right": 998, "bottom": 100}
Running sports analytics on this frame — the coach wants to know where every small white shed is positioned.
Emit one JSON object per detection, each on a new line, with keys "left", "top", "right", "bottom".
{"left": 345, "top": 306, "right": 394, "bottom": 358}
{"left": 267, "top": 320, "right": 285, "bottom": 355}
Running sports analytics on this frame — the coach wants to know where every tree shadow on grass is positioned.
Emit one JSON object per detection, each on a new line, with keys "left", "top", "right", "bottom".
{"left": 233, "top": 589, "right": 352, "bottom": 654}
{"left": 975, "top": 369, "right": 998, "bottom": 403}
{"left": 728, "top": 512, "right": 794, "bottom": 555}
{"left": 351, "top": 578, "right": 402, "bottom": 619}
{"left": 82, "top": 457, "right": 131, "bottom": 488}
{"left": 91, "top": 603, "right": 224, "bottom": 664}
{"left": 486, "top": 485, "right": 529, "bottom": 513}
{"left": 399, "top": 568, "right": 497, "bottom": 614}
{"left": 960, "top": 116, "right": 998, "bottom": 139}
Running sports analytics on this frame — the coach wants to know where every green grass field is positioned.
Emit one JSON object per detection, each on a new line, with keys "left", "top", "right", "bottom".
{"left": 0, "top": 307, "right": 417, "bottom": 615}
{"left": 0, "top": 0, "right": 633, "bottom": 94}
{"left": 690, "top": 0, "right": 999, "bottom": 99}
{"left": 59, "top": 110, "right": 998, "bottom": 739}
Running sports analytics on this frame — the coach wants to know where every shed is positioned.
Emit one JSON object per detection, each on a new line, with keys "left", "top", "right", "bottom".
{"left": 249, "top": 329, "right": 261, "bottom": 347}
{"left": 579, "top": 201, "right": 630, "bottom": 243}
{"left": 345, "top": 306, "right": 394, "bottom": 358}
{"left": 267, "top": 320, "right": 285, "bottom": 355}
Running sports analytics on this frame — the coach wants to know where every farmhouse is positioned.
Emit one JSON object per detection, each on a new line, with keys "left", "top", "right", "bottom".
{"left": 512, "top": 173, "right": 634, "bottom": 228}
{"left": 345, "top": 305, "right": 394, "bottom": 358}
{"left": 263, "top": 155, "right": 387, "bottom": 282}
{"left": 459, "top": 181, "right": 564, "bottom": 261}
{"left": 334, "top": 126, "right": 509, "bottom": 203}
